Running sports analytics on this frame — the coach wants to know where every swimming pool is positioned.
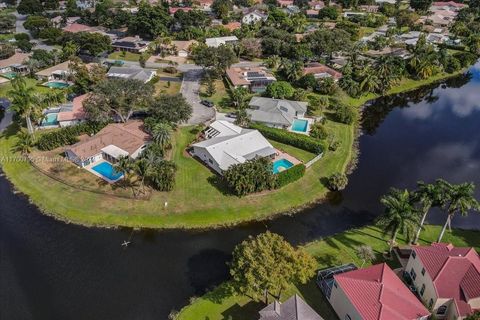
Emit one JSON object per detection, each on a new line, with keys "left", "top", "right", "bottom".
{"left": 44, "top": 81, "right": 70, "bottom": 89}
{"left": 291, "top": 119, "right": 309, "bottom": 133}
{"left": 273, "top": 158, "right": 294, "bottom": 174}
{"left": 91, "top": 162, "right": 123, "bottom": 181}
{"left": 41, "top": 113, "right": 59, "bottom": 126}
{"left": 0, "top": 72, "right": 16, "bottom": 80}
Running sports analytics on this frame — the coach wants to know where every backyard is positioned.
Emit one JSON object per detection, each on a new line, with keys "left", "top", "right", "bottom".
{"left": 176, "top": 225, "right": 480, "bottom": 320}
{"left": 0, "top": 115, "right": 354, "bottom": 228}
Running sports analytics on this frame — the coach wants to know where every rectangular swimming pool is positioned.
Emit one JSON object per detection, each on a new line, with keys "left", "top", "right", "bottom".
{"left": 41, "top": 113, "right": 59, "bottom": 126}
{"left": 91, "top": 162, "right": 123, "bottom": 181}
{"left": 273, "top": 158, "right": 294, "bottom": 174}
{"left": 291, "top": 119, "right": 308, "bottom": 133}
{"left": 44, "top": 81, "right": 70, "bottom": 89}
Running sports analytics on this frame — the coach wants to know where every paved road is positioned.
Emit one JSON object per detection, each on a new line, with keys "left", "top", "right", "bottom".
{"left": 14, "top": 11, "right": 56, "bottom": 51}
{"left": 181, "top": 69, "right": 216, "bottom": 125}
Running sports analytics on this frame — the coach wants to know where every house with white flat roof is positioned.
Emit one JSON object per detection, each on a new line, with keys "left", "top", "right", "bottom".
{"left": 205, "top": 36, "right": 238, "bottom": 47}
{"left": 192, "top": 120, "right": 276, "bottom": 174}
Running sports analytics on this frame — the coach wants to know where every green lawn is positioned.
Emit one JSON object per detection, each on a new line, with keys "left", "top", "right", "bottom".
{"left": 177, "top": 225, "right": 480, "bottom": 320}
{"left": 199, "top": 79, "right": 233, "bottom": 112}
{"left": 0, "top": 115, "right": 354, "bottom": 228}
{"left": 0, "top": 77, "right": 50, "bottom": 97}
{"left": 108, "top": 51, "right": 149, "bottom": 62}
{"left": 269, "top": 140, "right": 316, "bottom": 163}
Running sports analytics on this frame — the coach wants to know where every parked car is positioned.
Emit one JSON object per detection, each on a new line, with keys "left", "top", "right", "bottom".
{"left": 201, "top": 100, "right": 214, "bottom": 108}
{"left": 226, "top": 112, "right": 237, "bottom": 119}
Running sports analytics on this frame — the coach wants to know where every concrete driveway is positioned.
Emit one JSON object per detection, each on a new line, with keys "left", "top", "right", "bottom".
{"left": 181, "top": 69, "right": 215, "bottom": 125}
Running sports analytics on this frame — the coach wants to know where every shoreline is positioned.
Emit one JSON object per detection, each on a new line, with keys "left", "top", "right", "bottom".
{"left": 0, "top": 70, "right": 468, "bottom": 230}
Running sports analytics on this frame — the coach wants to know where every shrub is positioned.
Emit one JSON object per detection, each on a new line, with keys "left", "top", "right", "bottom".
{"left": 276, "top": 164, "right": 306, "bottom": 188}
{"left": 224, "top": 157, "right": 277, "bottom": 196}
{"left": 36, "top": 121, "right": 107, "bottom": 151}
{"left": 163, "top": 66, "right": 177, "bottom": 74}
{"left": 265, "top": 81, "right": 295, "bottom": 99}
{"left": 310, "top": 123, "right": 328, "bottom": 140}
{"left": 149, "top": 75, "right": 160, "bottom": 84}
{"left": 333, "top": 104, "right": 357, "bottom": 124}
{"left": 250, "top": 123, "right": 326, "bottom": 154}
{"left": 326, "top": 172, "right": 348, "bottom": 191}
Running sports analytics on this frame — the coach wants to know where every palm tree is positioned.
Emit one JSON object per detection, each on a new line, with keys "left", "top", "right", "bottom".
{"left": 14, "top": 130, "right": 35, "bottom": 154}
{"left": 360, "top": 66, "right": 380, "bottom": 94}
{"left": 437, "top": 181, "right": 479, "bottom": 242}
{"left": 377, "top": 188, "right": 419, "bottom": 252}
{"left": 230, "top": 87, "right": 249, "bottom": 109}
{"left": 412, "top": 180, "right": 445, "bottom": 244}
{"left": 265, "top": 55, "right": 281, "bottom": 69}
{"left": 134, "top": 158, "right": 151, "bottom": 194}
{"left": 114, "top": 156, "right": 134, "bottom": 178}
{"left": 279, "top": 59, "right": 303, "bottom": 82}
{"left": 151, "top": 122, "right": 172, "bottom": 151}
{"left": 8, "top": 76, "right": 40, "bottom": 135}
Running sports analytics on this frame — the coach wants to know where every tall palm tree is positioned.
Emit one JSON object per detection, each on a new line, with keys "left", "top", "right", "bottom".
{"left": 230, "top": 87, "right": 249, "bottom": 109}
{"left": 437, "top": 181, "right": 479, "bottom": 242}
{"left": 360, "top": 66, "right": 380, "bottom": 94}
{"left": 8, "top": 76, "right": 40, "bottom": 135}
{"left": 14, "top": 130, "right": 35, "bottom": 154}
{"left": 134, "top": 158, "right": 151, "bottom": 194}
{"left": 114, "top": 156, "right": 134, "bottom": 178}
{"left": 151, "top": 122, "right": 172, "bottom": 151}
{"left": 377, "top": 188, "right": 419, "bottom": 252}
{"left": 412, "top": 180, "right": 445, "bottom": 244}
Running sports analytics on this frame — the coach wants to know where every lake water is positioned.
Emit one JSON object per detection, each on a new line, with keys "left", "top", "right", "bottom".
{"left": 1, "top": 62, "right": 480, "bottom": 319}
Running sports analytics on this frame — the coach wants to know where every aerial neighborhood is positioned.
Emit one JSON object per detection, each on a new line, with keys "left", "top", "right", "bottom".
{"left": 0, "top": 0, "right": 479, "bottom": 318}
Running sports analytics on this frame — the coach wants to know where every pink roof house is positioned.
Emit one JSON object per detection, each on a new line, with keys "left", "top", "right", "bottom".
{"left": 328, "top": 263, "right": 430, "bottom": 320}
{"left": 405, "top": 243, "right": 480, "bottom": 319}
{"left": 57, "top": 94, "right": 88, "bottom": 127}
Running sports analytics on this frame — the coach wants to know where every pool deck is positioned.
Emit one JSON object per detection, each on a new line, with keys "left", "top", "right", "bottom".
{"left": 84, "top": 160, "right": 124, "bottom": 184}
{"left": 272, "top": 149, "right": 301, "bottom": 165}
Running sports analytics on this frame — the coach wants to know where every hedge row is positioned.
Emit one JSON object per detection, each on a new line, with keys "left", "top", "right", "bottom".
{"left": 276, "top": 164, "right": 306, "bottom": 188}
{"left": 37, "top": 122, "right": 107, "bottom": 151}
{"left": 250, "top": 123, "right": 325, "bottom": 154}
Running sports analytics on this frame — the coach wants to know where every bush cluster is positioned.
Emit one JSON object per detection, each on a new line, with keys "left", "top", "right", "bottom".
{"left": 36, "top": 122, "right": 107, "bottom": 151}
{"left": 276, "top": 164, "right": 306, "bottom": 188}
{"left": 250, "top": 123, "right": 325, "bottom": 154}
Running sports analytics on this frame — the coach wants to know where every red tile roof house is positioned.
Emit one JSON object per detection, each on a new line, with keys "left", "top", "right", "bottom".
{"left": 65, "top": 120, "right": 150, "bottom": 168}
{"left": 431, "top": 1, "right": 467, "bottom": 11}
{"left": 327, "top": 263, "right": 430, "bottom": 320}
{"left": 57, "top": 94, "right": 88, "bottom": 127}
{"left": 405, "top": 243, "right": 480, "bottom": 320}
{"left": 303, "top": 63, "right": 342, "bottom": 81}
{"left": 169, "top": 7, "right": 193, "bottom": 15}
{"left": 226, "top": 66, "right": 276, "bottom": 93}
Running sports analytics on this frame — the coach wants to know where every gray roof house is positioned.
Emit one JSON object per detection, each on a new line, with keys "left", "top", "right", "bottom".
{"left": 248, "top": 97, "right": 308, "bottom": 128}
{"left": 106, "top": 66, "right": 156, "bottom": 83}
{"left": 192, "top": 120, "right": 276, "bottom": 174}
{"left": 259, "top": 294, "right": 324, "bottom": 320}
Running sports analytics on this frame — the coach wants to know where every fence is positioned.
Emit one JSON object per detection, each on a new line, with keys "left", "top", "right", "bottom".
{"left": 305, "top": 152, "right": 324, "bottom": 168}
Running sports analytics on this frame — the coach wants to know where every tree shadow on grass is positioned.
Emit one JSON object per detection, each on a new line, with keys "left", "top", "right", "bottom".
{"left": 207, "top": 175, "right": 235, "bottom": 196}
{"left": 221, "top": 300, "right": 264, "bottom": 320}
{"left": 315, "top": 253, "right": 342, "bottom": 267}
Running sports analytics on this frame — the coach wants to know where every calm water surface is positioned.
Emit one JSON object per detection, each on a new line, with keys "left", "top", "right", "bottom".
{"left": 1, "top": 63, "right": 480, "bottom": 319}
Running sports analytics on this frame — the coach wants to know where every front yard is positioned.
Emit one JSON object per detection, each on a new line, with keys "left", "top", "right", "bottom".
{"left": 177, "top": 225, "right": 480, "bottom": 320}
{"left": 0, "top": 114, "right": 354, "bottom": 228}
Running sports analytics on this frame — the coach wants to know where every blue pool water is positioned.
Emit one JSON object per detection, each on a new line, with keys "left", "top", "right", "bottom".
{"left": 91, "top": 162, "right": 123, "bottom": 181}
{"left": 291, "top": 119, "right": 308, "bottom": 132}
{"left": 41, "top": 113, "right": 59, "bottom": 126}
{"left": 273, "top": 158, "right": 294, "bottom": 174}
{"left": 45, "top": 81, "right": 70, "bottom": 89}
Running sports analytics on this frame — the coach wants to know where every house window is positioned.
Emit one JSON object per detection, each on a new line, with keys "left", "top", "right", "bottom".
{"left": 421, "top": 267, "right": 426, "bottom": 276}
{"left": 436, "top": 305, "right": 447, "bottom": 315}
{"left": 208, "top": 159, "right": 213, "bottom": 164}
{"left": 428, "top": 298, "right": 434, "bottom": 309}
{"left": 345, "top": 315, "right": 352, "bottom": 320}
{"left": 411, "top": 250, "right": 416, "bottom": 259}
{"left": 420, "top": 284, "right": 425, "bottom": 296}
{"left": 410, "top": 268, "right": 417, "bottom": 281}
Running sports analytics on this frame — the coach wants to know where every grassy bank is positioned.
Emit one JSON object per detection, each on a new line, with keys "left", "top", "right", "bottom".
{"left": 341, "top": 70, "right": 466, "bottom": 108}
{"left": 0, "top": 115, "right": 354, "bottom": 229}
{"left": 177, "top": 225, "right": 480, "bottom": 320}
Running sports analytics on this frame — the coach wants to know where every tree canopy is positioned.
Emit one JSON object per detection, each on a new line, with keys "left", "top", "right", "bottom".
{"left": 148, "top": 94, "right": 193, "bottom": 125}
{"left": 229, "top": 231, "right": 316, "bottom": 303}
{"left": 84, "top": 78, "right": 154, "bottom": 123}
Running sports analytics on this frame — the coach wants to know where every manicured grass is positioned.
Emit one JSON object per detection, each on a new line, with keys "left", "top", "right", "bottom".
{"left": 0, "top": 77, "right": 50, "bottom": 97}
{"left": 199, "top": 79, "right": 232, "bottom": 112}
{"left": 177, "top": 225, "right": 480, "bottom": 320}
{"left": 154, "top": 79, "right": 181, "bottom": 95}
{"left": 269, "top": 140, "right": 316, "bottom": 163}
{"left": 342, "top": 70, "right": 466, "bottom": 108}
{"left": 0, "top": 115, "right": 354, "bottom": 228}
{"left": 108, "top": 51, "right": 149, "bottom": 62}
